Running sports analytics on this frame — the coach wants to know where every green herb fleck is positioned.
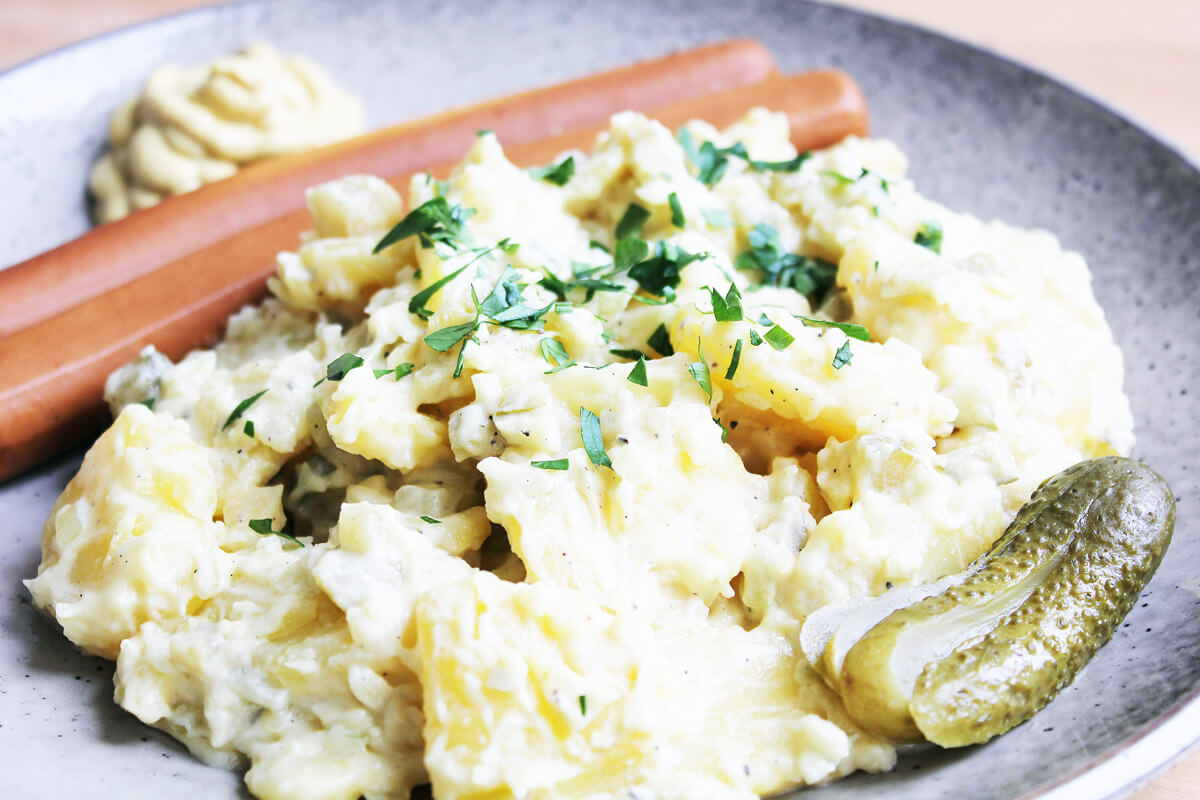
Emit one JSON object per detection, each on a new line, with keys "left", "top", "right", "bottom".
{"left": 627, "top": 241, "right": 705, "bottom": 298}
{"left": 764, "top": 324, "right": 795, "bottom": 351}
{"left": 324, "top": 353, "right": 364, "bottom": 382}
{"left": 373, "top": 196, "right": 475, "bottom": 254}
{"left": 532, "top": 458, "right": 569, "bottom": 470}
{"left": 749, "top": 329, "right": 763, "bottom": 346}
{"left": 725, "top": 339, "right": 743, "bottom": 380}
{"left": 588, "top": 239, "right": 611, "bottom": 254}
{"left": 792, "top": 315, "right": 871, "bottom": 341}
{"left": 222, "top": 389, "right": 267, "bottom": 431}
{"left": 668, "top": 192, "right": 685, "bottom": 227}
{"left": 608, "top": 348, "right": 646, "bottom": 360}
{"left": 735, "top": 223, "right": 837, "bottom": 303}
{"left": 707, "top": 284, "right": 743, "bottom": 322}
{"left": 627, "top": 356, "right": 648, "bottom": 387}
{"left": 579, "top": 695, "right": 587, "bottom": 716}
{"left": 914, "top": 219, "right": 943, "bottom": 254}
{"left": 243, "top": 420, "right": 255, "bottom": 437}
{"left": 832, "top": 340, "right": 854, "bottom": 369}
{"left": 374, "top": 362, "right": 414, "bottom": 380}
{"left": 249, "top": 518, "right": 303, "bottom": 547}
{"left": 138, "top": 398, "right": 156, "bottom": 411}
{"left": 647, "top": 323, "right": 674, "bottom": 357}
{"left": 615, "top": 203, "right": 651, "bottom": 241}
{"left": 420, "top": 515, "right": 442, "bottom": 524}
{"left": 580, "top": 407, "right": 612, "bottom": 468}
{"left": 714, "top": 416, "right": 729, "bottom": 442}
{"left": 539, "top": 338, "right": 575, "bottom": 373}
{"left": 529, "top": 155, "right": 575, "bottom": 186}
{"left": 425, "top": 320, "right": 480, "bottom": 352}
{"left": 687, "top": 342, "right": 712, "bottom": 400}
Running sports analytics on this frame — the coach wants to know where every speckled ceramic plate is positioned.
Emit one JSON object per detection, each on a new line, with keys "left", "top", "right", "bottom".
{"left": 1, "top": 1, "right": 1198, "bottom": 798}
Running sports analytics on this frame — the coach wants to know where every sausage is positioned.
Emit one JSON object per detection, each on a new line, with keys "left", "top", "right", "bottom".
{"left": 0, "top": 39, "right": 777, "bottom": 337}
{"left": 0, "top": 70, "right": 869, "bottom": 482}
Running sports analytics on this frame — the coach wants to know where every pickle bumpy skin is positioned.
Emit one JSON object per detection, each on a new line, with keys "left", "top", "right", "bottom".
{"left": 809, "top": 457, "right": 1175, "bottom": 747}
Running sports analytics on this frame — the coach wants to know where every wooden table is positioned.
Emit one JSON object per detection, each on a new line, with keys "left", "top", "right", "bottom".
{"left": 0, "top": 1, "right": 1196, "bottom": 798}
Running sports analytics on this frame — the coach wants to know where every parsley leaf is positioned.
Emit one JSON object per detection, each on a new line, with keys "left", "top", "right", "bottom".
{"left": 735, "top": 223, "right": 837, "bottom": 303}
{"left": 609, "top": 348, "right": 646, "bottom": 360}
{"left": 249, "top": 518, "right": 303, "bottom": 547}
{"left": 373, "top": 196, "right": 475, "bottom": 253}
{"left": 532, "top": 458, "right": 570, "bottom": 470}
{"left": 243, "top": 420, "right": 255, "bottom": 437}
{"left": 725, "top": 339, "right": 743, "bottom": 380}
{"left": 832, "top": 341, "right": 854, "bottom": 369}
{"left": 424, "top": 320, "right": 480, "bottom": 352}
{"left": 529, "top": 155, "right": 575, "bottom": 186}
{"left": 688, "top": 342, "right": 713, "bottom": 400}
{"left": 614, "top": 237, "right": 650, "bottom": 270}
{"left": 539, "top": 338, "right": 575, "bottom": 373}
{"left": 324, "top": 353, "right": 364, "bottom": 382}
{"left": 749, "top": 329, "right": 763, "bottom": 346}
{"left": 627, "top": 356, "right": 648, "bottom": 386}
{"left": 627, "top": 241, "right": 705, "bottom": 298}
{"left": 764, "top": 324, "right": 795, "bottom": 351}
{"left": 668, "top": 192, "right": 685, "bottom": 227}
{"left": 747, "top": 152, "right": 811, "bottom": 172}
{"left": 579, "top": 695, "right": 587, "bottom": 716}
{"left": 374, "top": 362, "right": 414, "bottom": 380}
{"left": 138, "top": 398, "right": 156, "bottom": 411}
{"left": 615, "top": 203, "right": 651, "bottom": 241}
{"left": 714, "top": 416, "right": 729, "bottom": 442}
{"left": 679, "top": 128, "right": 812, "bottom": 185}
{"left": 792, "top": 315, "right": 871, "bottom": 341}
{"left": 579, "top": 407, "right": 612, "bottom": 468}
{"left": 409, "top": 262, "right": 471, "bottom": 318}
{"left": 915, "top": 219, "right": 943, "bottom": 253}
{"left": 223, "top": 389, "right": 267, "bottom": 431}
{"left": 419, "top": 515, "right": 442, "bottom": 524}
{"left": 706, "top": 284, "right": 743, "bottom": 322}
{"left": 647, "top": 323, "right": 674, "bottom": 357}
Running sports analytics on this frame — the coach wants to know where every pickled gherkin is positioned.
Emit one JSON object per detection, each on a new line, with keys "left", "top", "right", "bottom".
{"left": 802, "top": 456, "right": 1175, "bottom": 747}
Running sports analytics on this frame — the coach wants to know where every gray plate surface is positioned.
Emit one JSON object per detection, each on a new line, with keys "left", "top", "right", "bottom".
{"left": 0, "top": 1, "right": 1198, "bottom": 798}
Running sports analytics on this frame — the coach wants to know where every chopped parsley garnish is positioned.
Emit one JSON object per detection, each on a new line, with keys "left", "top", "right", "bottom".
{"left": 539, "top": 338, "right": 575, "bottom": 373}
{"left": 615, "top": 203, "right": 651, "bottom": 241}
{"left": 764, "top": 324, "right": 795, "bottom": 351}
{"left": 725, "top": 339, "right": 743, "bottom": 380}
{"left": 243, "top": 420, "right": 255, "bottom": 437}
{"left": 914, "top": 219, "right": 943, "bottom": 254}
{"left": 700, "top": 207, "right": 734, "bottom": 228}
{"left": 748, "top": 329, "right": 763, "bottom": 346}
{"left": 627, "top": 356, "right": 649, "bottom": 386}
{"left": 424, "top": 320, "right": 479, "bottom": 353}
{"left": 627, "top": 241, "right": 705, "bottom": 298}
{"left": 647, "top": 323, "right": 674, "bottom": 357}
{"left": 822, "top": 167, "right": 891, "bottom": 215}
{"left": 714, "top": 416, "right": 729, "bottom": 442}
{"left": 678, "top": 128, "right": 812, "bottom": 187}
{"left": 138, "top": 398, "right": 155, "bottom": 411}
{"left": 588, "top": 239, "right": 611, "bottom": 254}
{"left": 792, "top": 315, "right": 871, "bottom": 341}
{"left": 529, "top": 155, "right": 575, "bottom": 186}
{"left": 609, "top": 348, "right": 647, "bottom": 360}
{"left": 532, "top": 458, "right": 570, "bottom": 470}
{"left": 579, "top": 695, "right": 587, "bottom": 716}
{"left": 408, "top": 262, "right": 471, "bottom": 319}
{"left": 580, "top": 407, "right": 612, "bottom": 468}
{"left": 419, "top": 515, "right": 442, "bottom": 524}
{"left": 758, "top": 313, "right": 774, "bottom": 326}
{"left": 687, "top": 342, "right": 712, "bottom": 400}
{"left": 373, "top": 196, "right": 475, "bottom": 254}
{"left": 668, "top": 192, "right": 685, "bottom": 227}
{"left": 539, "top": 262, "right": 624, "bottom": 302}
{"left": 222, "top": 389, "right": 267, "bottom": 431}
{"left": 706, "top": 284, "right": 743, "bottom": 322}
{"left": 323, "top": 353, "right": 364, "bottom": 382}
{"left": 614, "top": 237, "right": 651, "bottom": 270}
{"left": 374, "top": 362, "right": 415, "bottom": 380}
{"left": 832, "top": 341, "right": 854, "bottom": 369}
{"left": 249, "top": 518, "right": 303, "bottom": 547}
{"left": 735, "top": 223, "right": 838, "bottom": 303}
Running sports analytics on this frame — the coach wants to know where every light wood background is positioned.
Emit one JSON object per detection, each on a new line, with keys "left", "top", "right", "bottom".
{"left": 0, "top": 1, "right": 1196, "bottom": 798}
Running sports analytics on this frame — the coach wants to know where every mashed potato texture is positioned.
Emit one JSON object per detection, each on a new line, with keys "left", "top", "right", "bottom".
{"left": 88, "top": 42, "right": 363, "bottom": 223}
{"left": 30, "top": 108, "right": 1132, "bottom": 799}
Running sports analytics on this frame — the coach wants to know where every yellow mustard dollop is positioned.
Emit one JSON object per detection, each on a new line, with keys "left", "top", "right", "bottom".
{"left": 88, "top": 41, "right": 364, "bottom": 223}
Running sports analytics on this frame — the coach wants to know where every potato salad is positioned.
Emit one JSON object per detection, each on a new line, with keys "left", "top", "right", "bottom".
{"left": 27, "top": 108, "right": 1134, "bottom": 800}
